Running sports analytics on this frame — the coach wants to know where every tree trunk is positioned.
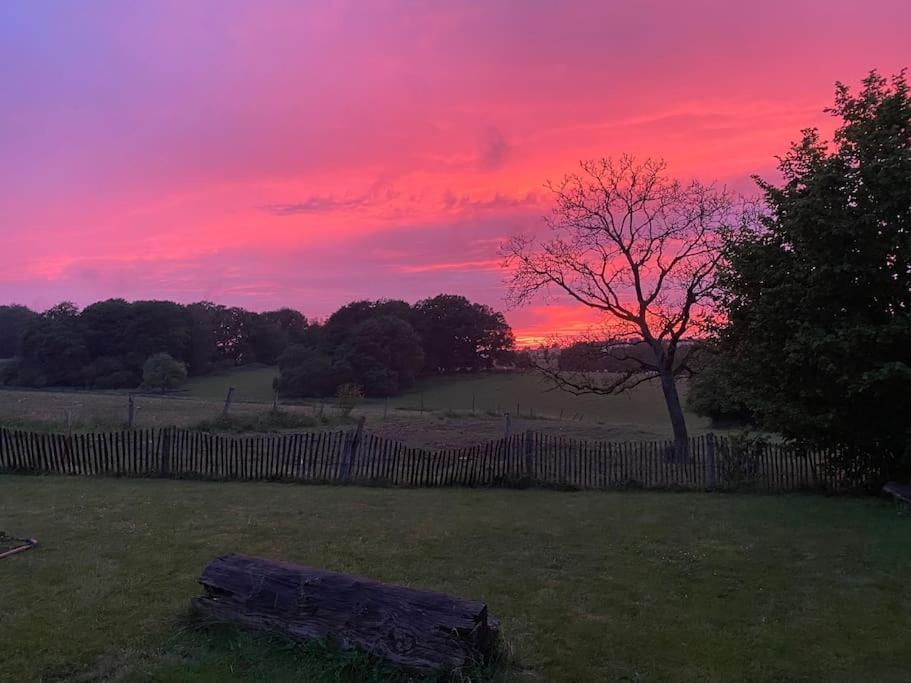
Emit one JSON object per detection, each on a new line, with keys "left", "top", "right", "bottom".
{"left": 658, "top": 370, "right": 689, "bottom": 462}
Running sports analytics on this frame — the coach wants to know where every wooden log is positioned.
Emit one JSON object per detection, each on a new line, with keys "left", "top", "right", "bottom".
{"left": 192, "top": 554, "right": 499, "bottom": 672}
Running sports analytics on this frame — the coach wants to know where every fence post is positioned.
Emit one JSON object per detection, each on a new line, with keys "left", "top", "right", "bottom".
{"left": 706, "top": 432, "right": 717, "bottom": 489}
{"left": 160, "top": 427, "right": 172, "bottom": 477}
{"left": 524, "top": 431, "right": 535, "bottom": 482}
{"left": 128, "top": 394, "right": 136, "bottom": 429}
{"left": 338, "top": 416, "right": 365, "bottom": 483}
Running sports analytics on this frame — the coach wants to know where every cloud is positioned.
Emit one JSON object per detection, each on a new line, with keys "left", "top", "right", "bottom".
{"left": 395, "top": 258, "right": 501, "bottom": 274}
{"left": 260, "top": 194, "right": 371, "bottom": 215}
{"left": 477, "top": 126, "right": 510, "bottom": 170}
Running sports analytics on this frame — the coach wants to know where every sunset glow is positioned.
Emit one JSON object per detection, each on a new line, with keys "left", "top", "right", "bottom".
{"left": 2, "top": 2, "right": 908, "bottom": 342}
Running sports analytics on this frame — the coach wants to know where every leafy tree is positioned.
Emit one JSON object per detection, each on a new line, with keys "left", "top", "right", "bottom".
{"left": 141, "top": 353, "right": 188, "bottom": 392}
{"left": 275, "top": 345, "right": 350, "bottom": 397}
{"left": 503, "top": 156, "right": 737, "bottom": 457}
{"left": 17, "top": 304, "right": 88, "bottom": 387}
{"left": 247, "top": 317, "right": 286, "bottom": 365}
{"left": 262, "top": 308, "right": 309, "bottom": 343}
{"left": 0, "top": 305, "right": 37, "bottom": 358}
{"left": 322, "top": 299, "right": 412, "bottom": 350}
{"left": 336, "top": 315, "right": 425, "bottom": 396}
{"left": 411, "top": 294, "right": 514, "bottom": 372}
{"left": 79, "top": 299, "right": 134, "bottom": 359}
{"left": 211, "top": 306, "right": 259, "bottom": 365}
{"left": 126, "top": 301, "right": 192, "bottom": 364}
{"left": 707, "top": 71, "right": 911, "bottom": 479}
{"left": 186, "top": 302, "right": 219, "bottom": 375}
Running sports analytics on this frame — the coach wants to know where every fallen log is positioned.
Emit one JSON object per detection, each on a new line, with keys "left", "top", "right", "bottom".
{"left": 192, "top": 554, "right": 500, "bottom": 672}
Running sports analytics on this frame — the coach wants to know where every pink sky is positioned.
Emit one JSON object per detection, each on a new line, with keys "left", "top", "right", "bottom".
{"left": 2, "top": 1, "right": 908, "bottom": 344}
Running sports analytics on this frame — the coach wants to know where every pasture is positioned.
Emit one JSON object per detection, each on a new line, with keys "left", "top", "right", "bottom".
{"left": 2, "top": 476, "right": 909, "bottom": 681}
{"left": 0, "top": 369, "right": 713, "bottom": 446}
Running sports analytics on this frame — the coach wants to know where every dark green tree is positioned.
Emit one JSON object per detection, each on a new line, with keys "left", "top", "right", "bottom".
{"left": 275, "top": 345, "right": 351, "bottom": 397}
{"left": 0, "top": 305, "right": 37, "bottom": 358}
{"left": 336, "top": 315, "right": 425, "bottom": 396}
{"left": 411, "top": 294, "right": 514, "bottom": 372}
{"left": 17, "top": 303, "right": 88, "bottom": 387}
{"left": 321, "top": 299, "right": 412, "bottom": 350}
{"left": 141, "top": 352, "right": 188, "bottom": 392}
{"left": 262, "top": 308, "right": 309, "bottom": 343}
{"left": 707, "top": 70, "right": 911, "bottom": 479}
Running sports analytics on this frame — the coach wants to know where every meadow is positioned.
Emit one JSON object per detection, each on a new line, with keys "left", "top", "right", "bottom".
{"left": 0, "top": 368, "right": 713, "bottom": 447}
{"left": 2, "top": 475, "right": 909, "bottom": 682}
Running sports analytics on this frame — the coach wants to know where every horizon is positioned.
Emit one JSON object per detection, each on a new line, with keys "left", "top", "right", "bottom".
{"left": 2, "top": 2, "right": 909, "bottom": 345}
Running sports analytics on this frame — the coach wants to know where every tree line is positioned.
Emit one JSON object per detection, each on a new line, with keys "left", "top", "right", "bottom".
{"left": 0, "top": 294, "right": 515, "bottom": 397}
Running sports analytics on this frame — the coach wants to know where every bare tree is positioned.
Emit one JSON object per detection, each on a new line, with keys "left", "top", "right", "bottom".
{"left": 502, "top": 156, "right": 737, "bottom": 457}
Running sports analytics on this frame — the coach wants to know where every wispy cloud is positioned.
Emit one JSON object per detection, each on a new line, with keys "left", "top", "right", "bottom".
{"left": 395, "top": 258, "right": 501, "bottom": 274}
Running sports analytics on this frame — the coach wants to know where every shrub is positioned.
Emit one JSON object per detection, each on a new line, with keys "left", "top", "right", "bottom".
{"left": 141, "top": 353, "right": 188, "bottom": 392}
{"left": 335, "top": 383, "right": 363, "bottom": 417}
{"left": 717, "top": 432, "right": 766, "bottom": 488}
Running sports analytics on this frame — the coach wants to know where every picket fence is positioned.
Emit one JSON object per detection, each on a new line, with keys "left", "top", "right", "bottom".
{"left": 0, "top": 426, "right": 882, "bottom": 493}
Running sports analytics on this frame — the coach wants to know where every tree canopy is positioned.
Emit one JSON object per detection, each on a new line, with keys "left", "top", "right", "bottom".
{"left": 276, "top": 294, "right": 514, "bottom": 399}
{"left": 700, "top": 70, "right": 911, "bottom": 477}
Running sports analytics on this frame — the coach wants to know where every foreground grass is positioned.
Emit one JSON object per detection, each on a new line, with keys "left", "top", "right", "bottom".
{"left": 2, "top": 478, "right": 909, "bottom": 681}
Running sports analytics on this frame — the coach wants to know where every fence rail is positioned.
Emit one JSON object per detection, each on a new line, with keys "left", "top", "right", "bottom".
{"left": 0, "top": 427, "right": 884, "bottom": 493}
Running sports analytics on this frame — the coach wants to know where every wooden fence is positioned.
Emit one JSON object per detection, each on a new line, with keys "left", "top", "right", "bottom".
{"left": 0, "top": 426, "right": 884, "bottom": 493}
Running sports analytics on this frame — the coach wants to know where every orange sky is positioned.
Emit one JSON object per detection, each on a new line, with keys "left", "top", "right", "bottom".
{"left": 1, "top": 2, "right": 909, "bottom": 344}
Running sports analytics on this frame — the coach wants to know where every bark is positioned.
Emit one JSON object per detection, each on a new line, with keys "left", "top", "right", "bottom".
{"left": 658, "top": 369, "right": 690, "bottom": 462}
{"left": 192, "top": 554, "right": 500, "bottom": 673}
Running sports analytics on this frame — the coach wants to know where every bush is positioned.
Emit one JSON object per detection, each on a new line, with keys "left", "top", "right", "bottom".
{"left": 717, "top": 432, "right": 766, "bottom": 488}
{"left": 275, "top": 346, "right": 351, "bottom": 397}
{"left": 335, "top": 383, "right": 363, "bottom": 417}
{"left": 141, "top": 353, "right": 188, "bottom": 392}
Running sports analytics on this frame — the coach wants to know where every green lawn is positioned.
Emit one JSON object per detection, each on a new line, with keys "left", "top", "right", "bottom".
{"left": 2, "top": 477, "right": 909, "bottom": 681}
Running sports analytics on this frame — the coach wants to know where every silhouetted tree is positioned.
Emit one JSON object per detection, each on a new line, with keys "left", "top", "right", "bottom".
{"left": 322, "top": 299, "right": 412, "bottom": 350}
{"left": 704, "top": 71, "right": 911, "bottom": 479}
{"left": 262, "top": 308, "right": 309, "bottom": 343}
{"left": 504, "top": 156, "right": 738, "bottom": 457}
{"left": 0, "top": 305, "right": 37, "bottom": 358}
{"left": 275, "top": 345, "right": 350, "bottom": 397}
{"left": 17, "top": 303, "right": 88, "bottom": 387}
{"left": 411, "top": 294, "right": 514, "bottom": 372}
{"left": 336, "top": 315, "right": 425, "bottom": 396}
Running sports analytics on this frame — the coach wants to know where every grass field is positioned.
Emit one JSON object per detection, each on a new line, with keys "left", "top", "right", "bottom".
{"left": 182, "top": 364, "right": 279, "bottom": 404}
{"left": 181, "top": 366, "right": 708, "bottom": 430}
{"left": 0, "top": 368, "right": 713, "bottom": 446}
{"left": 2, "top": 476, "right": 910, "bottom": 681}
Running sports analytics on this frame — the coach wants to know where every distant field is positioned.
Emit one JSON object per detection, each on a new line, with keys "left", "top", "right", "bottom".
{"left": 182, "top": 364, "right": 279, "bottom": 403}
{"left": 182, "top": 366, "right": 710, "bottom": 431}
{"left": 391, "top": 372, "right": 706, "bottom": 424}
{"left": 3, "top": 476, "right": 909, "bottom": 681}
{"left": 0, "top": 368, "right": 713, "bottom": 445}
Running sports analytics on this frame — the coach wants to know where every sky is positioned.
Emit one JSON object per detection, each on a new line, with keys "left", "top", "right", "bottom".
{"left": 1, "top": 1, "right": 909, "bottom": 345}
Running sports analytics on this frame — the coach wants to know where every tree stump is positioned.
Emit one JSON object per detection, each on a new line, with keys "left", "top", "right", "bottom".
{"left": 192, "top": 554, "right": 500, "bottom": 672}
